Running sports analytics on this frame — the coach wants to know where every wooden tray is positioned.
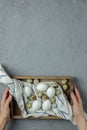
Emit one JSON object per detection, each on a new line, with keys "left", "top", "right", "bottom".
{"left": 10, "top": 76, "right": 74, "bottom": 119}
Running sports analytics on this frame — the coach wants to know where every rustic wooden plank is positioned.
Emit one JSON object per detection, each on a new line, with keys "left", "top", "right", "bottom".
{"left": 13, "top": 76, "right": 73, "bottom": 80}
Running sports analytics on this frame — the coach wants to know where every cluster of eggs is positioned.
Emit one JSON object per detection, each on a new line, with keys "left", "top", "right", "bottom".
{"left": 61, "top": 79, "right": 68, "bottom": 90}
{"left": 36, "top": 82, "right": 57, "bottom": 111}
{"left": 24, "top": 79, "right": 68, "bottom": 112}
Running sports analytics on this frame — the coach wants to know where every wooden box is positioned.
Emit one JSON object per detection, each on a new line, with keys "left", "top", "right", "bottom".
{"left": 10, "top": 76, "right": 74, "bottom": 119}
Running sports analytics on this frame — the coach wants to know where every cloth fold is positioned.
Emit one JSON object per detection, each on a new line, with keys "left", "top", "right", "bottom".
{"left": 0, "top": 64, "right": 87, "bottom": 125}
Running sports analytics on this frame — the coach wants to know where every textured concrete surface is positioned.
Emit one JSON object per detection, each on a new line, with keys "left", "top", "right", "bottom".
{"left": 0, "top": 0, "right": 87, "bottom": 130}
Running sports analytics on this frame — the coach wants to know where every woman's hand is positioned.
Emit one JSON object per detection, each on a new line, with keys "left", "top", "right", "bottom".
{"left": 71, "top": 85, "right": 87, "bottom": 130}
{"left": 71, "top": 86, "right": 85, "bottom": 124}
{"left": 0, "top": 88, "right": 12, "bottom": 130}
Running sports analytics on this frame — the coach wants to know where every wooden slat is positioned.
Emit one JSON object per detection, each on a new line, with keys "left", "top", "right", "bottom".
{"left": 13, "top": 76, "right": 73, "bottom": 80}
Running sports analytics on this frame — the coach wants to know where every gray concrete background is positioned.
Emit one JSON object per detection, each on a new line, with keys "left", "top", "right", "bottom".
{"left": 0, "top": 0, "right": 87, "bottom": 130}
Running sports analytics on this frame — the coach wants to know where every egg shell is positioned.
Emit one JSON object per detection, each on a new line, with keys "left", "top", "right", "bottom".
{"left": 42, "top": 94, "right": 48, "bottom": 101}
{"left": 42, "top": 99, "right": 51, "bottom": 111}
{"left": 24, "top": 86, "right": 32, "bottom": 97}
{"left": 63, "top": 84, "right": 68, "bottom": 90}
{"left": 37, "top": 83, "right": 48, "bottom": 91}
{"left": 62, "top": 79, "right": 67, "bottom": 84}
{"left": 55, "top": 89, "right": 61, "bottom": 96}
{"left": 51, "top": 82, "right": 58, "bottom": 88}
{"left": 32, "top": 100, "right": 41, "bottom": 111}
{"left": 47, "top": 87, "right": 55, "bottom": 98}
{"left": 27, "top": 79, "right": 33, "bottom": 83}
{"left": 34, "top": 79, "right": 39, "bottom": 85}
{"left": 26, "top": 103, "right": 32, "bottom": 109}
{"left": 30, "top": 95, "right": 36, "bottom": 100}
{"left": 38, "top": 91, "right": 43, "bottom": 97}
{"left": 50, "top": 97, "right": 56, "bottom": 103}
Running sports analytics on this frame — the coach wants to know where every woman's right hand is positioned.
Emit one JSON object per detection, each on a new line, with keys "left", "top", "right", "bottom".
{"left": 71, "top": 86, "right": 87, "bottom": 130}
{"left": 71, "top": 86, "right": 85, "bottom": 124}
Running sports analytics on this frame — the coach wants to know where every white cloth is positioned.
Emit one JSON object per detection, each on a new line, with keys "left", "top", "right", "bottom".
{"left": 0, "top": 64, "right": 87, "bottom": 124}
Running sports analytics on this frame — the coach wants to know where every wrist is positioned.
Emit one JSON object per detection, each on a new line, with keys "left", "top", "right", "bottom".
{"left": 76, "top": 115, "right": 86, "bottom": 126}
{"left": 0, "top": 117, "right": 7, "bottom": 130}
{"left": 0, "top": 121, "right": 7, "bottom": 130}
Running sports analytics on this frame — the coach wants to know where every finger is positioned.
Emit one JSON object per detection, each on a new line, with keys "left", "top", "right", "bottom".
{"left": 1, "top": 87, "right": 9, "bottom": 104}
{"left": 71, "top": 92, "right": 78, "bottom": 105}
{"left": 74, "top": 87, "right": 82, "bottom": 104}
{"left": 6, "top": 95, "right": 12, "bottom": 107}
{"left": 72, "top": 84, "right": 80, "bottom": 100}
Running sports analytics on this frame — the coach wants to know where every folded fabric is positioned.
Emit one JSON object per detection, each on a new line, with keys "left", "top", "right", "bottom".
{"left": 0, "top": 64, "right": 87, "bottom": 125}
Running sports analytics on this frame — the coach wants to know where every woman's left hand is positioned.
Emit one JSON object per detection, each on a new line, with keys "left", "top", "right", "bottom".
{"left": 0, "top": 87, "right": 12, "bottom": 130}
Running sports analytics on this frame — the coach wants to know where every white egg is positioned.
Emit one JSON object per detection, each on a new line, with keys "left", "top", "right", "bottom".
{"left": 42, "top": 99, "right": 51, "bottom": 111}
{"left": 47, "top": 87, "right": 55, "bottom": 98}
{"left": 32, "top": 100, "right": 41, "bottom": 111}
{"left": 24, "top": 86, "right": 32, "bottom": 97}
{"left": 37, "top": 83, "right": 48, "bottom": 91}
